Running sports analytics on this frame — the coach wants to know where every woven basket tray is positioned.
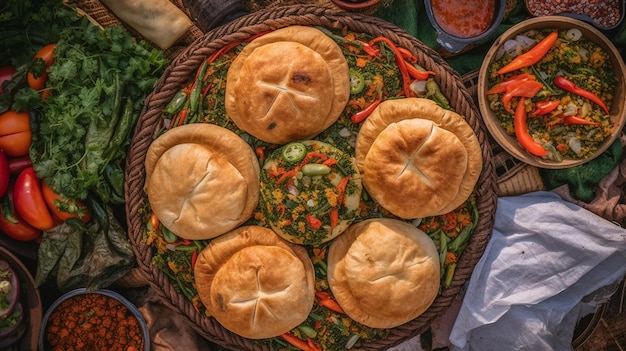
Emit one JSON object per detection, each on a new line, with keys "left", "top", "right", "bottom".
{"left": 125, "top": 5, "right": 498, "bottom": 350}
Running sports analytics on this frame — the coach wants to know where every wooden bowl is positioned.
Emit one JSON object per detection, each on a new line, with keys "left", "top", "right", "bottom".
{"left": 478, "top": 16, "right": 626, "bottom": 169}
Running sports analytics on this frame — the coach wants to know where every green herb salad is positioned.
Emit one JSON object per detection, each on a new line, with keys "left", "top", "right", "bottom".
{"left": 485, "top": 27, "right": 617, "bottom": 161}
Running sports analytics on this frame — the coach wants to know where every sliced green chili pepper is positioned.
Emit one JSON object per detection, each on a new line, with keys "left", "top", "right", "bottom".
{"left": 282, "top": 142, "right": 307, "bottom": 164}
{"left": 349, "top": 69, "right": 365, "bottom": 94}
{"left": 163, "top": 90, "right": 188, "bottom": 116}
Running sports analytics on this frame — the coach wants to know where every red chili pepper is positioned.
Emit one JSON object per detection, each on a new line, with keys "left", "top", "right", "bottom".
{"left": 497, "top": 31, "right": 558, "bottom": 75}
{"left": 405, "top": 63, "right": 435, "bottom": 81}
{"left": 356, "top": 40, "right": 380, "bottom": 56}
{"left": 307, "top": 338, "right": 322, "bottom": 351}
{"left": 562, "top": 115, "right": 601, "bottom": 126}
{"left": 351, "top": 95, "right": 383, "bottom": 123}
{"left": 553, "top": 76, "right": 609, "bottom": 114}
{"left": 305, "top": 213, "right": 322, "bottom": 229}
{"left": 502, "top": 80, "right": 543, "bottom": 113}
{"left": 369, "top": 37, "right": 411, "bottom": 96}
{"left": 318, "top": 297, "right": 345, "bottom": 314}
{"left": 486, "top": 73, "right": 534, "bottom": 95}
{"left": 530, "top": 99, "right": 560, "bottom": 116}
{"left": 191, "top": 248, "right": 198, "bottom": 269}
{"left": 514, "top": 97, "right": 548, "bottom": 157}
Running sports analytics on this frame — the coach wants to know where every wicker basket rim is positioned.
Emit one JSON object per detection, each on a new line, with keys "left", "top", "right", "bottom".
{"left": 124, "top": 5, "right": 498, "bottom": 350}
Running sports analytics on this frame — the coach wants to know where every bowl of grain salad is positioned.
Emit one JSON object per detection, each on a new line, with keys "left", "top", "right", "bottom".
{"left": 477, "top": 16, "right": 626, "bottom": 169}
{"left": 38, "top": 288, "right": 149, "bottom": 351}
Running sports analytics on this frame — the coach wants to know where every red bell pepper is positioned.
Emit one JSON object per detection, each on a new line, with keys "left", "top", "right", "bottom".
{"left": 0, "top": 182, "right": 41, "bottom": 242}
{"left": 497, "top": 31, "right": 558, "bottom": 75}
{"left": 553, "top": 76, "right": 609, "bottom": 114}
{"left": 530, "top": 99, "right": 560, "bottom": 117}
{"left": 0, "top": 150, "right": 8, "bottom": 198}
{"left": 514, "top": 97, "right": 548, "bottom": 157}
{"left": 13, "top": 167, "right": 55, "bottom": 230}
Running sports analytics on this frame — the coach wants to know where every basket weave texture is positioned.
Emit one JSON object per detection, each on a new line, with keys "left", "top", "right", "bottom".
{"left": 124, "top": 5, "right": 498, "bottom": 350}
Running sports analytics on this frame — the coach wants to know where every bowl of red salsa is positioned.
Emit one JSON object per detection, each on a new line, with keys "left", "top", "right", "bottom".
{"left": 424, "top": 0, "right": 506, "bottom": 53}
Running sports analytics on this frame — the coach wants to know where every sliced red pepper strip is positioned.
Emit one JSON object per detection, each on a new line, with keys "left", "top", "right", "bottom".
{"left": 318, "top": 297, "right": 345, "bottom": 314}
{"left": 562, "top": 115, "right": 601, "bottom": 126}
{"left": 497, "top": 31, "right": 559, "bottom": 75}
{"left": 553, "top": 76, "right": 609, "bottom": 114}
{"left": 305, "top": 213, "right": 322, "bottom": 229}
{"left": 486, "top": 73, "right": 534, "bottom": 95}
{"left": 502, "top": 80, "right": 543, "bottom": 113}
{"left": 530, "top": 99, "right": 560, "bottom": 116}
{"left": 369, "top": 37, "right": 411, "bottom": 97}
{"left": 280, "top": 333, "right": 314, "bottom": 351}
{"left": 351, "top": 95, "right": 383, "bottom": 123}
{"left": 514, "top": 97, "right": 548, "bottom": 157}
{"left": 405, "top": 63, "right": 435, "bottom": 81}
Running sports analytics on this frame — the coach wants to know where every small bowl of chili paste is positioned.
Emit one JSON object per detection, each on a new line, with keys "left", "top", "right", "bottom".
{"left": 425, "top": 0, "right": 507, "bottom": 53}
{"left": 38, "top": 288, "right": 150, "bottom": 351}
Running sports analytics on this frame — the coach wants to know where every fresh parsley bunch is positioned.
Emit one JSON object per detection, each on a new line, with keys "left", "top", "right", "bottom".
{"left": 22, "top": 4, "right": 168, "bottom": 204}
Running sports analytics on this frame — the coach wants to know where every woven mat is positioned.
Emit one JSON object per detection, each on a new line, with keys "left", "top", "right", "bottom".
{"left": 122, "top": 5, "right": 498, "bottom": 350}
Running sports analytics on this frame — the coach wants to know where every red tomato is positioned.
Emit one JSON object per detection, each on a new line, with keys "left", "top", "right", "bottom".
{"left": 0, "top": 150, "right": 8, "bottom": 197}
{"left": 27, "top": 43, "right": 56, "bottom": 94}
{"left": 0, "top": 66, "right": 15, "bottom": 95}
{"left": 0, "top": 110, "right": 32, "bottom": 157}
{"left": 41, "top": 180, "right": 92, "bottom": 223}
{"left": 13, "top": 167, "right": 55, "bottom": 230}
{"left": 0, "top": 182, "right": 42, "bottom": 241}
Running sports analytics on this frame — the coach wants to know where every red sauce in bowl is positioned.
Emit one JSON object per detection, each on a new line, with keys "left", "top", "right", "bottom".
{"left": 431, "top": 0, "right": 496, "bottom": 38}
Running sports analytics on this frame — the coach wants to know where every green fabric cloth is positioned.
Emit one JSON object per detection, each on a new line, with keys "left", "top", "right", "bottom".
{"left": 373, "top": 1, "right": 626, "bottom": 202}
{"left": 540, "top": 138, "right": 623, "bottom": 202}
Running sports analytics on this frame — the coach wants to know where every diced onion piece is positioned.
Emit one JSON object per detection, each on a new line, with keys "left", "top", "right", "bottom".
{"left": 346, "top": 335, "right": 360, "bottom": 349}
{"left": 503, "top": 39, "right": 523, "bottom": 58}
{"left": 338, "top": 127, "right": 352, "bottom": 138}
{"left": 410, "top": 79, "right": 427, "bottom": 95}
{"left": 514, "top": 35, "right": 536, "bottom": 49}
{"left": 563, "top": 102, "right": 578, "bottom": 116}
{"left": 569, "top": 137, "right": 582, "bottom": 154}
{"left": 566, "top": 28, "right": 583, "bottom": 41}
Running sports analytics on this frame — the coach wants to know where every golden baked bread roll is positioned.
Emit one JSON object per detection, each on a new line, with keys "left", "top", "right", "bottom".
{"left": 194, "top": 226, "right": 315, "bottom": 339}
{"left": 355, "top": 98, "right": 482, "bottom": 218}
{"left": 327, "top": 218, "right": 440, "bottom": 329}
{"left": 259, "top": 140, "right": 362, "bottom": 246}
{"left": 144, "top": 124, "right": 259, "bottom": 240}
{"left": 225, "top": 26, "right": 350, "bottom": 144}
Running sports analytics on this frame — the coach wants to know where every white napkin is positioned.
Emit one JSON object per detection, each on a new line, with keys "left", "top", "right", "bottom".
{"left": 449, "top": 191, "right": 626, "bottom": 351}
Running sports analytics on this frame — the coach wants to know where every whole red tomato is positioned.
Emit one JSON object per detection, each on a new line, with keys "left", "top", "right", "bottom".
{"left": 0, "top": 150, "right": 8, "bottom": 197}
{"left": 0, "top": 66, "right": 15, "bottom": 95}
{"left": 0, "top": 110, "right": 32, "bottom": 157}
{"left": 0, "top": 182, "right": 42, "bottom": 241}
{"left": 13, "top": 167, "right": 55, "bottom": 230}
{"left": 27, "top": 43, "right": 56, "bottom": 97}
{"left": 41, "top": 180, "right": 92, "bottom": 223}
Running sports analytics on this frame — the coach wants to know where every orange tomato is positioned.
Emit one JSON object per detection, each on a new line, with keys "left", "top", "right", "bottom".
{"left": 41, "top": 180, "right": 92, "bottom": 223}
{"left": 0, "top": 110, "right": 32, "bottom": 157}
{"left": 27, "top": 43, "right": 56, "bottom": 94}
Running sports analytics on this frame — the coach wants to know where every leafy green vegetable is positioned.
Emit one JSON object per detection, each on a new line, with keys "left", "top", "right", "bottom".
{"left": 24, "top": 5, "right": 168, "bottom": 203}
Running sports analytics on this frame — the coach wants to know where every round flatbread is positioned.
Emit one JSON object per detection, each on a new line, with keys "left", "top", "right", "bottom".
{"left": 225, "top": 26, "right": 350, "bottom": 144}
{"left": 355, "top": 97, "right": 482, "bottom": 218}
{"left": 327, "top": 218, "right": 440, "bottom": 329}
{"left": 193, "top": 226, "right": 315, "bottom": 339}
{"left": 260, "top": 140, "right": 361, "bottom": 246}
{"left": 144, "top": 124, "right": 260, "bottom": 240}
